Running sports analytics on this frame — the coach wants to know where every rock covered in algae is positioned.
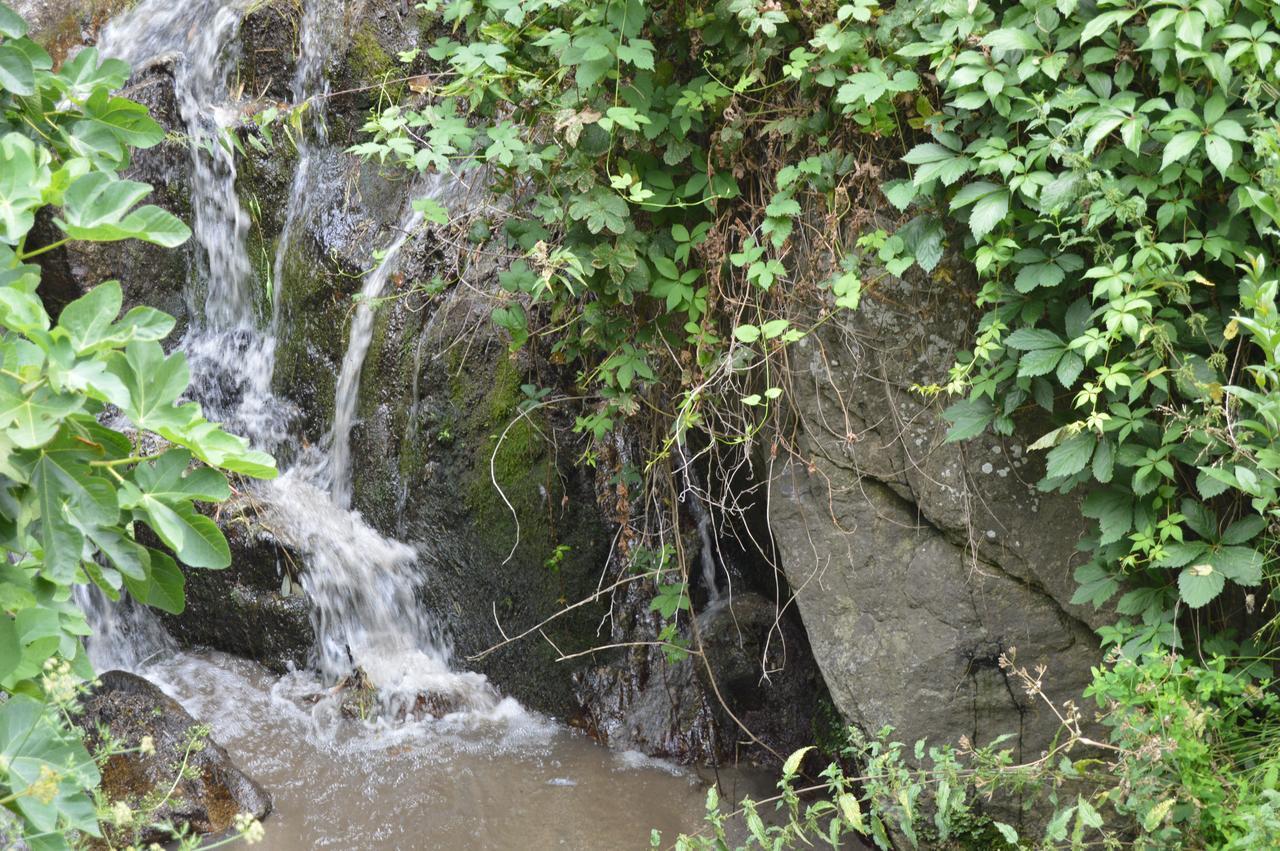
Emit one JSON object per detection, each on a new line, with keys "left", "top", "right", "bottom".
{"left": 76, "top": 670, "right": 271, "bottom": 845}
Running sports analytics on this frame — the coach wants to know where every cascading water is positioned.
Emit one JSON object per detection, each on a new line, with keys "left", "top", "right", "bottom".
{"left": 327, "top": 206, "right": 426, "bottom": 509}
{"left": 269, "top": 0, "right": 343, "bottom": 334}
{"left": 100, "top": 0, "right": 287, "bottom": 451}
{"left": 77, "top": 2, "right": 765, "bottom": 845}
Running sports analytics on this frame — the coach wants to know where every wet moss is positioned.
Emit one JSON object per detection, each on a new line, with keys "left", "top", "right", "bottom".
{"left": 348, "top": 25, "right": 396, "bottom": 85}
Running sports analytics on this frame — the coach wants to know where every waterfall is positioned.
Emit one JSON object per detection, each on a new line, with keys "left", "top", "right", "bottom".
{"left": 327, "top": 207, "right": 425, "bottom": 508}
{"left": 76, "top": 586, "right": 176, "bottom": 673}
{"left": 95, "top": 0, "right": 499, "bottom": 719}
{"left": 269, "top": 0, "right": 343, "bottom": 334}
{"left": 101, "top": 0, "right": 285, "bottom": 451}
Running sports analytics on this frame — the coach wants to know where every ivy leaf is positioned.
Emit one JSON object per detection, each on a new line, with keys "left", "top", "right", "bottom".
{"left": 567, "top": 187, "right": 629, "bottom": 234}
{"left": 904, "top": 142, "right": 972, "bottom": 186}
{"left": 1221, "top": 515, "right": 1266, "bottom": 545}
{"left": 968, "top": 188, "right": 1010, "bottom": 240}
{"left": 1014, "top": 262, "right": 1066, "bottom": 293}
{"left": 1204, "top": 134, "right": 1232, "bottom": 175}
{"left": 1161, "top": 130, "right": 1200, "bottom": 170}
{"left": 1056, "top": 352, "right": 1084, "bottom": 388}
{"left": 1178, "top": 563, "right": 1225, "bottom": 608}
{"left": 1211, "top": 546, "right": 1263, "bottom": 585}
{"left": 943, "top": 396, "right": 994, "bottom": 442}
{"left": 1045, "top": 432, "right": 1094, "bottom": 479}
{"left": 1080, "top": 10, "right": 1136, "bottom": 44}
{"left": 1005, "top": 328, "right": 1064, "bottom": 350}
{"left": 1082, "top": 488, "right": 1133, "bottom": 545}
{"left": 982, "top": 28, "right": 1040, "bottom": 52}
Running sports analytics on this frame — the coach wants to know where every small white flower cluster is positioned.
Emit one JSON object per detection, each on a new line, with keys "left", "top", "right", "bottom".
{"left": 40, "top": 658, "right": 77, "bottom": 705}
{"left": 110, "top": 800, "right": 134, "bottom": 827}
{"left": 233, "top": 812, "right": 265, "bottom": 845}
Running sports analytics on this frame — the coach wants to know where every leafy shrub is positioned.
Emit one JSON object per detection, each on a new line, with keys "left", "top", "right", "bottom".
{"left": 351, "top": 0, "right": 1280, "bottom": 844}
{"left": 0, "top": 2, "right": 275, "bottom": 845}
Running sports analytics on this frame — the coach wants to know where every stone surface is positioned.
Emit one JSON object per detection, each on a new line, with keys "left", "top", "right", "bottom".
{"left": 159, "top": 499, "right": 314, "bottom": 673}
{"left": 76, "top": 670, "right": 271, "bottom": 844}
{"left": 10, "top": 0, "right": 130, "bottom": 62}
{"left": 768, "top": 246, "right": 1100, "bottom": 763}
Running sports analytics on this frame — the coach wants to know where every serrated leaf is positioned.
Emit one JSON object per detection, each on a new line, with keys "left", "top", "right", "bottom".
{"left": 1221, "top": 515, "right": 1266, "bottom": 546}
{"left": 1212, "top": 546, "right": 1262, "bottom": 585}
{"left": 1046, "top": 432, "right": 1094, "bottom": 478}
{"left": 943, "top": 396, "right": 993, "bottom": 442}
{"left": 1006, "top": 328, "right": 1064, "bottom": 351}
{"left": 1082, "top": 488, "right": 1132, "bottom": 545}
{"left": 1178, "top": 564, "right": 1225, "bottom": 608}
{"left": 969, "top": 189, "right": 1010, "bottom": 240}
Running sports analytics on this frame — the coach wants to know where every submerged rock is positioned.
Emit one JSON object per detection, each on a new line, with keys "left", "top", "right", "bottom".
{"left": 76, "top": 670, "right": 271, "bottom": 844}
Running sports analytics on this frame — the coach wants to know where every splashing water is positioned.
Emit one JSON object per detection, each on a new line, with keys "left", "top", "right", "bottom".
{"left": 260, "top": 463, "right": 499, "bottom": 713}
{"left": 100, "top": 0, "right": 289, "bottom": 450}
{"left": 96, "top": 0, "right": 502, "bottom": 733}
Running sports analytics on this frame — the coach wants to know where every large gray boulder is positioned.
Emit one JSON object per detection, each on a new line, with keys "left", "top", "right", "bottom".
{"left": 768, "top": 246, "right": 1100, "bottom": 761}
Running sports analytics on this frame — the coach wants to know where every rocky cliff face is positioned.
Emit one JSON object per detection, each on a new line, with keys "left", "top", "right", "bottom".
{"left": 769, "top": 244, "right": 1100, "bottom": 759}
{"left": 27, "top": 0, "right": 1101, "bottom": 777}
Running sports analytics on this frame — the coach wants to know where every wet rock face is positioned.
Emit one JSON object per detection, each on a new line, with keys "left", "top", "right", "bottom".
{"left": 10, "top": 0, "right": 131, "bottom": 62}
{"left": 575, "top": 591, "right": 831, "bottom": 766}
{"left": 76, "top": 670, "right": 271, "bottom": 843}
{"left": 769, "top": 243, "right": 1099, "bottom": 763}
{"left": 159, "top": 501, "right": 314, "bottom": 673}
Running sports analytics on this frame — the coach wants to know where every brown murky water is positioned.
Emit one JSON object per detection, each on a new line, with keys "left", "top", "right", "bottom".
{"left": 140, "top": 651, "right": 771, "bottom": 850}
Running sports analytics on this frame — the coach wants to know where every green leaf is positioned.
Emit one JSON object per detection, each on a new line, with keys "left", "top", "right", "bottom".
{"left": 0, "top": 2, "right": 29, "bottom": 37}
{"left": 1005, "top": 328, "right": 1064, "bottom": 351}
{"left": 131, "top": 449, "right": 231, "bottom": 504}
{"left": 1204, "top": 134, "right": 1232, "bottom": 176}
{"left": 1045, "top": 432, "right": 1094, "bottom": 479}
{"left": 0, "top": 133, "right": 49, "bottom": 243}
{"left": 567, "top": 187, "right": 629, "bottom": 235}
{"left": 1161, "top": 130, "right": 1200, "bottom": 170}
{"left": 0, "top": 616, "right": 20, "bottom": 682}
{"left": 0, "top": 43, "right": 35, "bottom": 95}
{"left": 782, "top": 746, "right": 812, "bottom": 776}
{"left": 1178, "top": 563, "right": 1225, "bottom": 608}
{"left": 1211, "top": 546, "right": 1263, "bottom": 585}
{"left": 993, "top": 822, "right": 1019, "bottom": 846}
{"left": 132, "top": 493, "right": 230, "bottom": 569}
{"left": 54, "top": 172, "right": 192, "bottom": 247}
{"left": 0, "top": 695, "right": 100, "bottom": 834}
{"left": 1082, "top": 488, "right": 1133, "bottom": 545}
{"left": 1080, "top": 10, "right": 1135, "bottom": 44}
{"left": 123, "top": 549, "right": 186, "bottom": 614}
{"left": 969, "top": 189, "right": 1010, "bottom": 240}
{"left": 943, "top": 396, "right": 994, "bottom": 442}
{"left": 1221, "top": 515, "right": 1266, "bottom": 546}
{"left": 982, "top": 28, "right": 1040, "bottom": 52}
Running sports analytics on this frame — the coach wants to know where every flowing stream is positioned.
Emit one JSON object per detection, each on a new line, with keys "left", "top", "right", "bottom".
{"left": 88, "top": 1, "right": 760, "bottom": 846}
